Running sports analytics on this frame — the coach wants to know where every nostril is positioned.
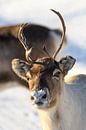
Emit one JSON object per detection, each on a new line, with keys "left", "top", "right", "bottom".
{"left": 31, "top": 96, "right": 34, "bottom": 100}
{"left": 42, "top": 93, "right": 47, "bottom": 99}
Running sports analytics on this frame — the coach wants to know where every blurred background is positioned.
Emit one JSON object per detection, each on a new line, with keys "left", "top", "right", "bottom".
{"left": 0, "top": 0, "right": 86, "bottom": 130}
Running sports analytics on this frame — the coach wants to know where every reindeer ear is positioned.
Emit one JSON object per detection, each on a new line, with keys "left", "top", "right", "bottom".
{"left": 11, "top": 59, "right": 32, "bottom": 81}
{"left": 59, "top": 56, "right": 76, "bottom": 76}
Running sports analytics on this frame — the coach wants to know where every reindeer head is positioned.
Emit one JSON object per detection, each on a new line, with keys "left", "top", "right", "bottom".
{"left": 12, "top": 10, "right": 76, "bottom": 109}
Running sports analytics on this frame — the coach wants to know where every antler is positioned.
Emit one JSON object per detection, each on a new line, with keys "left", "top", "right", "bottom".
{"left": 18, "top": 10, "right": 66, "bottom": 65}
{"left": 51, "top": 9, "right": 66, "bottom": 59}
{"left": 18, "top": 23, "right": 50, "bottom": 61}
{"left": 18, "top": 23, "right": 45, "bottom": 64}
{"left": 18, "top": 23, "right": 30, "bottom": 51}
{"left": 18, "top": 23, "right": 33, "bottom": 61}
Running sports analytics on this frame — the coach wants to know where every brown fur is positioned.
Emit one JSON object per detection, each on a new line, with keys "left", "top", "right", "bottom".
{"left": 0, "top": 24, "right": 66, "bottom": 86}
{"left": 11, "top": 10, "right": 80, "bottom": 130}
{"left": 12, "top": 54, "right": 76, "bottom": 130}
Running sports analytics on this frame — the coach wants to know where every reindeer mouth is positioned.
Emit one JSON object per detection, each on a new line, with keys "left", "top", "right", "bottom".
{"left": 35, "top": 101, "right": 44, "bottom": 106}
{"left": 32, "top": 98, "right": 49, "bottom": 108}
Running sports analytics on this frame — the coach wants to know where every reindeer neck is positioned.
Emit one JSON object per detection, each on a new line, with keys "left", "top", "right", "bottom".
{"left": 38, "top": 105, "right": 60, "bottom": 130}
{"left": 38, "top": 83, "right": 75, "bottom": 130}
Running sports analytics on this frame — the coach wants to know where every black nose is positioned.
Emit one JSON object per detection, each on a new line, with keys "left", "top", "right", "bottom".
{"left": 31, "top": 96, "right": 35, "bottom": 100}
{"left": 41, "top": 93, "right": 47, "bottom": 99}
{"left": 30, "top": 92, "right": 47, "bottom": 101}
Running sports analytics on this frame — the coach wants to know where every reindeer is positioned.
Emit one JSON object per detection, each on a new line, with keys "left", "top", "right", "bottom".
{"left": 0, "top": 16, "right": 66, "bottom": 86}
{"left": 12, "top": 9, "right": 86, "bottom": 130}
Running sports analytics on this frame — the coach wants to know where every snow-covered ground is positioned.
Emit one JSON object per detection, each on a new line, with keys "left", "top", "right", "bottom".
{"left": 0, "top": 0, "right": 86, "bottom": 130}
{"left": 0, "top": 83, "right": 41, "bottom": 130}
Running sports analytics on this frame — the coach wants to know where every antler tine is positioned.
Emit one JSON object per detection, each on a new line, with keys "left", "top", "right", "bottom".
{"left": 51, "top": 9, "right": 66, "bottom": 59}
{"left": 43, "top": 40, "right": 52, "bottom": 58}
{"left": 18, "top": 23, "right": 31, "bottom": 51}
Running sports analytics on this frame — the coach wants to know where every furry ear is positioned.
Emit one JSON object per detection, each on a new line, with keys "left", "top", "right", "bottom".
{"left": 59, "top": 56, "right": 76, "bottom": 76}
{"left": 11, "top": 59, "right": 32, "bottom": 81}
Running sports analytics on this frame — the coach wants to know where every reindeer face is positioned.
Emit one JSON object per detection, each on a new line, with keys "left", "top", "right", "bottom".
{"left": 12, "top": 56, "right": 76, "bottom": 109}
{"left": 12, "top": 10, "right": 76, "bottom": 109}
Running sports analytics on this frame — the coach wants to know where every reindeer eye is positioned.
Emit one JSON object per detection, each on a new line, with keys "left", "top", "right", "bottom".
{"left": 53, "top": 72, "right": 60, "bottom": 77}
{"left": 26, "top": 72, "right": 32, "bottom": 80}
{"left": 52, "top": 69, "right": 61, "bottom": 79}
{"left": 27, "top": 77, "right": 29, "bottom": 80}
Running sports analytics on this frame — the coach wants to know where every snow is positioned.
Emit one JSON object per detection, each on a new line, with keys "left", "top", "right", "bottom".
{"left": 0, "top": 0, "right": 86, "bottom": 129}
{"left": 0, "top": 82, "right": 41, "bottom": 130}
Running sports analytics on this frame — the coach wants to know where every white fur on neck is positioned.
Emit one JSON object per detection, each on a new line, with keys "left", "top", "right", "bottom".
{"left": 38, "top": 83, "right": 82, "bottom": 130}
{"left": 38, "top": 104, "right": 60, "bottom": 130}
